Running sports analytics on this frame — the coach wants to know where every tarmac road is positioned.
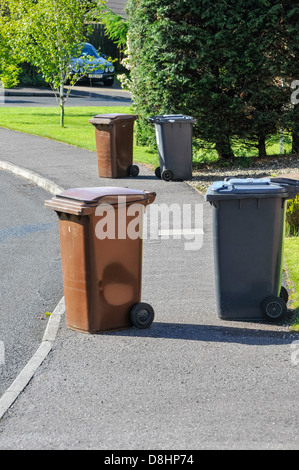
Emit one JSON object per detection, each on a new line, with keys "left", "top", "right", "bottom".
{"left": 0, "top": 170, "right": 63, "bottom": 397}
{"left": 2, "top": 83, "right": 132, "bottom": 107}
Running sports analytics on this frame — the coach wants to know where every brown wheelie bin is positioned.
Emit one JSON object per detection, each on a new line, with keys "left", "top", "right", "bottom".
{"left": 45, "top": 186, "right": 156, "bottom": 333}
{"left": 89, "top": 113, "right": 139, "bottom": 178}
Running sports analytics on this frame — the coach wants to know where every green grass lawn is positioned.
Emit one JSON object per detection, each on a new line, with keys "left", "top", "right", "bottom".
{"left": 284, "top": 237, "right": 299, "bottom": 331}
{"left": 0, "top": 106, "right": 159, "bottom": 166}
{"left": 0, "top": 106, "right": 292, "bottom": 166}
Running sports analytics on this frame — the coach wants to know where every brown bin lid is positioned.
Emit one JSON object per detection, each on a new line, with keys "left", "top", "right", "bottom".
{"left": 57, "top": 186, "right": 150, "bottom": 203}
{"left": 89, "top": 113, "right": 138, "bottom": 125}
{"left": 45, "top": 187, "right": 156, "bottom": 215}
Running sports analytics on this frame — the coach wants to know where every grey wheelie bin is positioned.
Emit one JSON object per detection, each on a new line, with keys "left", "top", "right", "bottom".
{"left": 149, "top": 114, "right": 196, "bottom": 181}
{"left": 206, "top": 177, "right": 299, "bottom": 322}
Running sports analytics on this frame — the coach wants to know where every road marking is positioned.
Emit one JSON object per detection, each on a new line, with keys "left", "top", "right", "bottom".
{"left": 159, "top": 228, "right": 204, "bottom": 237}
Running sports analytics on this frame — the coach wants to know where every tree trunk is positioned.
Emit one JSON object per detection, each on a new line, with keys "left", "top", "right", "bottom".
{"left": 215, "top": 135, "right": 234, "bottom": 160}
{"left": 60, "top": 83, "right": 65, "bottom": 127}
{"left": 291, "top": 106, "right": 299, "bottom": 154}
{"left": 292, "top": 131, "right": 299, "bottom": 154}
{"left": 60, "top": 100, "right": 64, "bottom": 127}
{"left": 258, "top": 134, "right": 267, "bottom": 158}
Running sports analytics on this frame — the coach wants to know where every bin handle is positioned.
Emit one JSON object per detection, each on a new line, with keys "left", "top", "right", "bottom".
{"left": 143, "top": 191, "right": 156, "bottom": 205}
{"left": 270, "top": 177, "right": 299, "bottom": 199}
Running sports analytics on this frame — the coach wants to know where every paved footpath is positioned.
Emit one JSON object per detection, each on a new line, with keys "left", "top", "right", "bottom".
{"left": 0, "top": 127, "right": 298, "bottom": 450}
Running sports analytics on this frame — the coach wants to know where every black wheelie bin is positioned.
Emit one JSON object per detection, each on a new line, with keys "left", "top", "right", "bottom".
{"left": 149, "top": 114, "right": 196, "bottom": 181}
{"left": 206, "top": 177, "right": 299, "bottom": 322}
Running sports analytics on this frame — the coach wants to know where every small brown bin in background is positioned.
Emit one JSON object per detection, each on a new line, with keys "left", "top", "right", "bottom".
{"left": 45, "top": 187, "right": 156, "bottom": 333}
{"left": 89, "top": 113, "right": 139, "bottom": 178}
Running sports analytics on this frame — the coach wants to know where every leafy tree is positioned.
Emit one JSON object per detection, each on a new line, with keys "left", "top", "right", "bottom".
{"left": 97, "top": 0, "right": 128, "bottom": 49}
{"left": 278, "top": 1, "right": 299, "bottom": 153}
{"left": 0, "top": 0, "right": 22, "bottom": 87}
{"left": 125, "top": 0, "right": 297, "bottom": 159}
{"left": 94, "top": 1, "right": 130, "bottom": 89}
{"left": 8, "top": 0, "right": 97, "bottom": 126}
{"left": 224, "top": 1, "right": 289, "bottom": 157}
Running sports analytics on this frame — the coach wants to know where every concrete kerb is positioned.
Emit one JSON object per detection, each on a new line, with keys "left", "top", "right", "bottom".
{"left": 0, "top": 161, "right": 64, "bottom": 195}
{"left": 0, "top": 298, "right": 65, "bottom": 420}
{"left": 0, "top": 161, "right": 65, "bottom": 420}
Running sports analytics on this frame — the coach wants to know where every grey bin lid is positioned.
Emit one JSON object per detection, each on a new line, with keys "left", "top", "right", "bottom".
{"left": 149, "top": 114, "right": 196, "bottom": 124}
{"left": 205, "top": 178, "right": 288, "bottom": 201}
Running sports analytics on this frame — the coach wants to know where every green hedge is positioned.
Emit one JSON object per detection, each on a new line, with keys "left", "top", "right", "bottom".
{"left": 125, "top": 0, "right": 299, "bottom": 159}
{"left": 286, "top": 195, "right": 299, "bottom": 237}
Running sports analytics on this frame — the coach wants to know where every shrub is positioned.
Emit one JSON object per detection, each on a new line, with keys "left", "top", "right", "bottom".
{"left": 286, "top": 195, "right": 299, "bottom": 237}
{"left": 18, "top": 62, "right": 47, "bottom": 88}
{"left": 0, "top": 63, "right": 21, "bottom": 88}
{"left": 125, "top": 0, "right": 298, "bottom": 159}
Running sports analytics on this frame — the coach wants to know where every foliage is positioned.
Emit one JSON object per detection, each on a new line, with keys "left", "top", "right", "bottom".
{"left": 0, "top": 0, "right": 22, "bottom": 87}
{"left": 18, "top": 62, "right": 47, "bottom": 88}
{"left": 7, "top": 0, "right": 98, "bottom": 126}
{"left": 278, "top": 1, "right": 299, "bottom": 154}
{"left": 286, "top": 194, "right": 299, "bottom": 237}
{"left": 284, "top": 237, "right": 299, "bottom": 331}
{"left": 125, "top": 0, "right": 299, "bottom": 158}
{"left": 96, "top": 0, "right": 128, "bottom": 49}
{"left": 0, "top": 63, "right": 21, "bottom": 88}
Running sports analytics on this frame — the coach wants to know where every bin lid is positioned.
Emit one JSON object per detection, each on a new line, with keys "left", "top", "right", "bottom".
{"left": 45, "top": 187, "right": 156, "bottom": 215}
{"left": 270, "top": 177, "right": 299, "bottom": 199}
{"left": 205, "top": 178, "right": 288, "bottom": 201}
{"left": 89, "top": 113, "right": 138, "bottom": 125}
{"left": 149, "top": 114, "right": 196, "bottom": 124}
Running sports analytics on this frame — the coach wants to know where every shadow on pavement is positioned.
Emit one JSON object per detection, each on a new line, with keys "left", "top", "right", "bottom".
{"left": 102, "top": 320, "right": 294, "bottom": 345}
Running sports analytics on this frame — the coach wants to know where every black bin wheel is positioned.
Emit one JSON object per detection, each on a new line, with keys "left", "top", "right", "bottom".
{"left": 161, "top": 169, "right": 173, "bottom": 181}
{"left": 261, "top": 296, "right": 287, "bottom": 322}
{"left": 129, "top": 164, "right": 139, "bottom": 177}
{"left": 280, "top": 286, "right": 289, "bottom": 304}
{"left": 130, "top": 302, "right": 155, "bottom": 329}
{"left": 155, "top": 166, "right": 161, "bottom": 178}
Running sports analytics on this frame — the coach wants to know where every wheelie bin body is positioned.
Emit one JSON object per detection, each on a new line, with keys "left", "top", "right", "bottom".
{"left": 45, "top": 186, "right": 156, "bottom": 333}
{"left": 89, "top": 113, "right": 139, "bottom": 178}
{"left": 205, "top": 177, "right": 299, "bottom": 322}
{"left": 149, "top": 114, "right": 196, "bottom": 181}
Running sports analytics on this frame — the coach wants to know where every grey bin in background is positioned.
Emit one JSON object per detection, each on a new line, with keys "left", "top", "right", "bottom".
{"left": 206, "top": 177, "right": 299, "bottom": 322}
{"left": 149, "top": 114, "right": 196, "bottom": 181}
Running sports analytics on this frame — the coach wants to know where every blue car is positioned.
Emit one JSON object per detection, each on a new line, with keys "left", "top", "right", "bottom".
{"left": 69, "top": 43, "right": 115, "bottom": 86}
